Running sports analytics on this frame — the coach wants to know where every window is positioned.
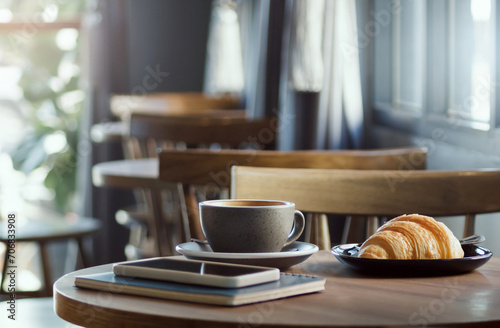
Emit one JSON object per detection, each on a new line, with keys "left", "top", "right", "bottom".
{"left": 0, "top": 0, "right": 84, "bottom": 293}
{"left": 372, "top": 0, "right": 499, "bottom": 138}
{"left": 0, "top": 1, "right": 84, "bottom": 213}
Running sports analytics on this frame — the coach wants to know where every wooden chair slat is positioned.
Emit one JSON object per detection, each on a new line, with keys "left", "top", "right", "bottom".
{"left": 231, "top": 167, "right": 500, "bottom": 238}
{"left": 159, "top": 147, "right": 428, "bottom": 187}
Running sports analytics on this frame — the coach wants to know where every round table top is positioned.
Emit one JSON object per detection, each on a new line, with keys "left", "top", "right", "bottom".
{"left": 0, "top": 216, "right": 100, "bottom": 242}
{"left": 54, "top": 251, "right": 500, "bottom": 328}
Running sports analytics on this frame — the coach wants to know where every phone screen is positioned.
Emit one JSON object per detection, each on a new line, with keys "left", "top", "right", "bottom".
{"left": 121, "top": 259, "right": 269, "bottom": 277}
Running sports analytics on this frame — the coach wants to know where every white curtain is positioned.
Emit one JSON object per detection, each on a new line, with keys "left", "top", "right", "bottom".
{"left": 239, "top": 0, "right": 273, "bottom": 118}
{"left": 204, "top": 0, "right": 245, "bottom": 95}
{"left": 289, "top": 0, "right": 324, "bottom": 92}
{"left": 279, "top": 0, "right": 364, "bottom": 150}
{"left": 316, "top": 0, "right": 363, "bottom": 149}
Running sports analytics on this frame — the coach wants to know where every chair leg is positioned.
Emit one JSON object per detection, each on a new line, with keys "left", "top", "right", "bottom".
{"left": 1, "top": 247, "right": 9, "bottom": 293}
{"left": 342, "top": 216, "right": 367, "bottom": 243}
{"left": 184, "top": 185, "right": 204, "bottom": 241}
{"left": 150, "top": 189, "right": 174, "bottom": 256}
{"left": 309, "top": 213, "right": 331, "bottom": 250}
{"left": 39, "top": 242, "right": 53, "bottom": 297}
{"left": 144, "top": 189, "right": 165, "bottom": 256}
{"left": 303, "top": 215, "right": 312, "bottom": 243}
{"left": 464, "top": 214, "right": 476, "bottom": 238}
{"left": 341, "top": 216, "right": 352, "bottom": 245}
{"left": 177, "top": 183, "right": 195, "bottom": 241}
{"left": 366, "top": 216, "right": 379, "bottom": 239}
{"left": 76, "top": 238, "right": 90, "bottom": 268}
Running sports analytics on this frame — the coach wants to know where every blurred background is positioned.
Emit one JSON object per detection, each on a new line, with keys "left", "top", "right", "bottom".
{"left": 0, "top": 0, "right": 85, "bottom": 293}
{"left": 1, "top": 0, "right": 499, "bottom": 294}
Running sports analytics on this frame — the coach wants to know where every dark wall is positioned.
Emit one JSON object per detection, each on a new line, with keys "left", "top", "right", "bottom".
{"left": 82, "top": 0, "right": 213, "bottom": 265}
{"left": 125, "top": 0, "right": 212, "bottom": 92}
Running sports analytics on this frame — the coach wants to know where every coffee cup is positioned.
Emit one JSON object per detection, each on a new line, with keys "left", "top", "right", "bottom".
{"left": 199, "top": 199, "right": 305, "bottom": 253}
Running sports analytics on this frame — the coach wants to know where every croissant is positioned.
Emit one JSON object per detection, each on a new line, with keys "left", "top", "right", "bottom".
{"left": 359, "top": 214, "right": 464, "bottom": 259}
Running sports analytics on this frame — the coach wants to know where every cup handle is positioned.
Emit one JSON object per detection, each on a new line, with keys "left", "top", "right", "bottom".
{"left": 283, "top": 210, "right": 305, "bottom": 247}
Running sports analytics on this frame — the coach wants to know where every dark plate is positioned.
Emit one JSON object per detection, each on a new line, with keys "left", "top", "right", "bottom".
{"left": 332, "top": 243, "right": 492, "bottom": 276}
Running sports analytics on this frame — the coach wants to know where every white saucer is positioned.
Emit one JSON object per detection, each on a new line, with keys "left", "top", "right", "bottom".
{"left": 175, "top": 241, "right": 319, "bottom": 270}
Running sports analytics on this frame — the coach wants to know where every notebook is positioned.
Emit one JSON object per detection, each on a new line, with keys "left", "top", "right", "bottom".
{"left": 74, "top": 272, "right": 325, "bottom": 306}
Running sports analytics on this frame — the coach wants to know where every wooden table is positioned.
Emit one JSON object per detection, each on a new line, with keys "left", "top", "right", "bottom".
{"left": 1, "top": 215, "right": 100, "bottom": 297}
{"left": 54, "top": 251, "right": 500, "bottom": 327}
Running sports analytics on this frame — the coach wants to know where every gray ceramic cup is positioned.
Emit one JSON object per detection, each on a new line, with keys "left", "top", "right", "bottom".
{"left": 199, "top": 199, "right": 305, "bottom": 253}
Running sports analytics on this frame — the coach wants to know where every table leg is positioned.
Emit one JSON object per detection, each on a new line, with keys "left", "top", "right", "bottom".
{"left": 39, "top": 241, "right": 53, "bottom": 297}
{"left": 1, "top": 246, "right": 8, "bottom": 293}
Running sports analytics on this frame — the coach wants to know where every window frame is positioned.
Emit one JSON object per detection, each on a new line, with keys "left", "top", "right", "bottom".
{"left": 371, "top": 0, "right": 500, "bottom": 155}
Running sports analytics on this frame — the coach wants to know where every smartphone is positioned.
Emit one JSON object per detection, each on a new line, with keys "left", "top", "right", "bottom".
{"left": 112, "top": 258, "right": 280, "bottom": 288}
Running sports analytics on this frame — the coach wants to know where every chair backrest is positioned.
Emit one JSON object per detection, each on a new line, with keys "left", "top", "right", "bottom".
{"left": 128, "top": 112, "right": 275, "bottom": 158}
{"left": 158, "top": 147, "right": 428, "bottom": 244}
{"left": 111, "top": 92, "right": 241, "bottom": 119}
{"left": 159, "top": 147, "right": 428, "bottom": 187}
{"left": 231, "top": 167, "right": 500, "bottom": 238}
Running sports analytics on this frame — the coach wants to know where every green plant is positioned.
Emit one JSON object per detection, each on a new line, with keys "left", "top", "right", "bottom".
{"left": 4, "top": 28, "right": 83, "bottom": 213}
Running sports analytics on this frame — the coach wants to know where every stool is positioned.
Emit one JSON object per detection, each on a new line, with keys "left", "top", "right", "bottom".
{"left": 0, "top": 216, "right": 100, "bottom": 297}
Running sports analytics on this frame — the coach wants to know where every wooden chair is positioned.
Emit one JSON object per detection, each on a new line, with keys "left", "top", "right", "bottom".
{"left": 127, "top": 111, "right": 268, "bottom": 158}
{"left": 91, "top": 112, "right": 249, "bottom": 257}
{"left": 158, "top": 147, "right": 428, "bottom": 249}
{"left": 90, "top": 113, "right": 251, "bottom": 258}
{"left": 91, "top": 94, "right": 243, "bottom": 260}
{"left": 120, "top": 113, "right": 275, "bottom": 257}
{"left": 231, "top": 167, "right": 500, "bottom": 243}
